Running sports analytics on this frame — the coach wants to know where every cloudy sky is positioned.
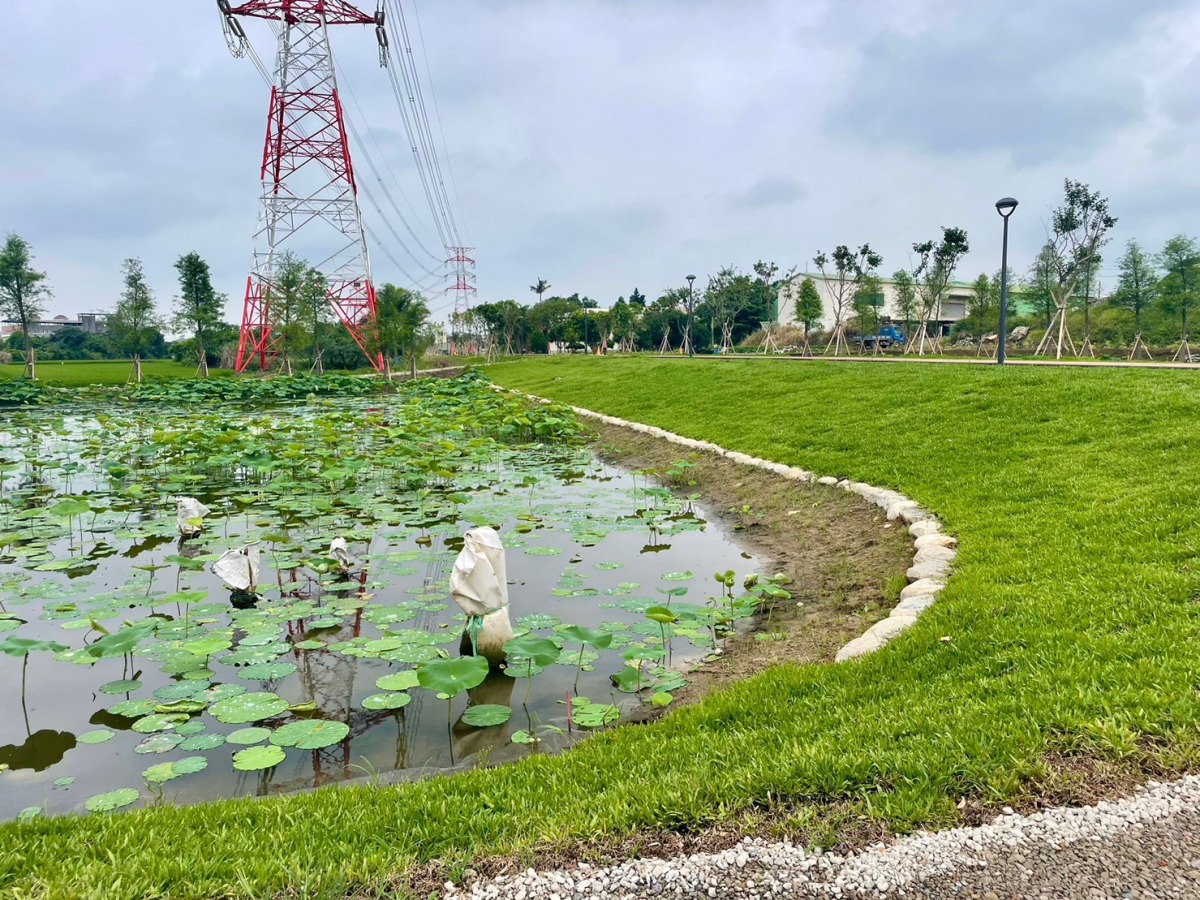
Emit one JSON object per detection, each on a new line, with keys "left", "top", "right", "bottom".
{"left": 2, "top": 0, "right": 1198, "bottom": 326}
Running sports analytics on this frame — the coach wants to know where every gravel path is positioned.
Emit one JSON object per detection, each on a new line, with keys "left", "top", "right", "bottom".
{"left": 443, "top": 776, "right": 1200, "bottom": 899}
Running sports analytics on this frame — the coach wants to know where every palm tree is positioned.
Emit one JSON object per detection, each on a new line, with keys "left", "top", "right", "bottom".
{"left": 530, "top": 279, "right": 550, "bottom": 303}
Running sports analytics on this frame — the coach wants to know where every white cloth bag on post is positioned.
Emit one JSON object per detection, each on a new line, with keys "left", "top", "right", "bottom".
{"left": 450, "top": 526, "right": 514, "bottom": 665}
{"left": 175, "top": 497, "right": 211, "bottom": 537}
{"left": 212, "top": 544, "right": 260, "bottom": 593}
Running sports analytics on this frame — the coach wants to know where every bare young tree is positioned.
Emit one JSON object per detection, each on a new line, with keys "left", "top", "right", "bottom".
{"left": 905, "top": 227, "right": 969, "bottom": 356}
{"left": 1035, "top": 179, "right": 1118, "bottom": 359}
{"left": 814, "top": 244, "right": 882, "bottom": 355}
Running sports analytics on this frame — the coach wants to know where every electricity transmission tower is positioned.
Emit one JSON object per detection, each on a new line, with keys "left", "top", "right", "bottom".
{"left": 446, "top": 246, "right": 476, "bottom": 355}
{"left": 217, "top": 0, "right": 390, "bottom": 372}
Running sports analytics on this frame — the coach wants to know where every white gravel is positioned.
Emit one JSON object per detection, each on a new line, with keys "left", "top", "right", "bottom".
{"left": 442, "top": 775, "right": 1200, "bottom": 898}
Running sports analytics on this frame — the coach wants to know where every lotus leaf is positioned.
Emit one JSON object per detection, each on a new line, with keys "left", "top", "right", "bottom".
{"left": 143, "top": 756, "right": 208, "bottom": 783}
{"left": 570, "top": 700, "right": 619, "bottom": 729}
{"left": 362, "top": 692, "right": 412, "bottom": 711}
{"left": 98, "top": 679, "right": 142, "bottom": 695}
{"left": 269, "top": 720, "right": 350, "bottom": 750}
{"left": 416, "top": 656, "right": 489, "bottom": 698}
{"left": 134, "top": 733, "right": 186, "bottom": 754}
{"left": 645, "top": 606, "right": 680, "bottom": 625}
{"left": 651, "top": 692, "right": 674, "bottom": 708}
{"left": 239, "top": 662, "right": 297, "bottom": 680}
{"left": 557, "top": 625, "right": 613, "bottom": 651}
{"left": 132, "top": 713, "right": 189, "bottom": 734}
{"left": 85, "top": 788, "right": 141, "bottom": 813}
{"left": 53, "top": 776, "right": 75, "bottom": 788}
{"left": 108, "top": 699, "right": 157, "bottom": 718}
{"left": 154, "top": 683, "right": 203, "bottom": 701}
{"left": 232, "top": 745, "right": 285, "bottom": 771}
{"left": 175, "top": 721, "right": 207, "bottom": 736}
{"left": 461, "top": 704, "right": 511, "bottom": 727}
{"left": 0, "top": 636, "right": 67, "bottom": 657}
{"left": 375, "top": 671, "right": 420, "bottom": 692}
{"left": 181, "top": 636, "right": 231, "bottom": 657}
{"left": 503, "top": 636, "right": 561, "bottom": 670}
{"left": 16, "top": 807, "right": 42, "bottom": 822}
{"left": 209, "top": 691, "right": 288, "bottom": 724}
{"left": 155, "top": 700, "right": 206, "bottom": 715}
{"left": 77, "top": 729, "right": 115, "bottom": 745}
{"left": 662, "top": 571, "right": 694, "bottom": 581}
{"left": 226, "top": 727, "right": 271, "bottom": 745}
{"left": 204, "top": 683, "right": 246, "bottom": 703}
{"left": 176, "top": 731, "right": 222, "bottom": 750}
{"left": 510, "top": 730, "right": 537, "bottom": 744}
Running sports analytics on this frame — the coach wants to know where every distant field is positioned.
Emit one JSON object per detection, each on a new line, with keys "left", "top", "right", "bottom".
{"left": 0, "top": 360, "right": 228, "bottom": 386}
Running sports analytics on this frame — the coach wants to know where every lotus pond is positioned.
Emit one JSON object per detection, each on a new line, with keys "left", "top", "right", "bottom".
{"left": 0, "top": 374, "right": 773, "bottom": 820}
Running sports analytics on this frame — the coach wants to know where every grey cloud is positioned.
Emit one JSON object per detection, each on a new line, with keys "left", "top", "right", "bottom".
{"left": 833, "top": 0, "right": 1185, "bottom": 165}
{"left": 728, "top": 175, "right": 806, "bottom": 210}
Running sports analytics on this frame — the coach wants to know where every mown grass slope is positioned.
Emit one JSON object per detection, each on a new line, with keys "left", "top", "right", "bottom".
{"left": 1, "top": 356, "right": 1198, "bottom": 899}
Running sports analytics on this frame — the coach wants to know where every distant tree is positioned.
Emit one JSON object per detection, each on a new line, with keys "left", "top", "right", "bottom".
{"left": 628, "top": 287, "right": 646, "bottom": 307}
{"left": 907, "top": 226, "right": 969, "bottom": 355}
{"left": 967, "top": 273, "right": 995, "bottom": 335}
{"left": 530, "top": 278, "right": 550, "bottom": 303}
{"left": 793, "top": 277, "right": 824, "bottom": 346}
{"left": 1113, "top": 239, "right": 1158, "bottom": 359}
{"left": 172, "top": 252, "right": 223, "bottom": 377}
{"left": 527, "top": 295, "right": 580, "bottom": 349}
{"left": 1036, "top": 179, "right": 1117, "bottom": 358}
{"left": 1157, "top": 234, "right": 1199, "bottom": 355}
{"left": 852, "top": 274, "right": 884, "bottom": 353}
{"left": 268, "top": 251, "right": 311, "bottom": 375}
{"left": 1025, "top": 243, "right": 1058, "bottom": 327}
{"left": 0, "top": 234, "right": 50, "bottom": 378}
{"left": 891, "top": 269, "right": 916, "bottom": 337}
{"left": 372, "top": 283, "right": 430, "bottom": 376}
{"left": 814, "top": 244, "right": 882, "bottom": 355}
{"left": 301, "top": 270, "right": 330, "bottom": 373}
{"left": 609, "top": 297, "right": 639, "bottom": 352}
{"left": 109, "top": 258, "right": 163, "bottom": 382}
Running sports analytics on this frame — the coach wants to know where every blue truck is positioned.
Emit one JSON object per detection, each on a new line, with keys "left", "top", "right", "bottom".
{"left": 856, "top": 325, "right": 906, "bottom": 350}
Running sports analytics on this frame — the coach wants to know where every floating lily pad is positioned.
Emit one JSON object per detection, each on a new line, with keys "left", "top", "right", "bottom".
{"left": 107, "top": 699, "right": 157, "bottom": 718}
{"left": 523, "top": 547, "right": 562, "bottom": 556}
{"left": 461, "top": 704, "right": 512, "bottom": 727}
{"left": 293, "top": 640, "right": 324, "bottom": 651}
{"left": 134, "top": 733, "right": 185, "bottom": 755}
{"left": 175, "top": 721, "right": 207, "bottom": 736}
{"left": 78, "top": 729, "right": 116, "bottom": 745}
{"left": 374, "top": 671, "right": 420, "bottom": 692}
{"left": 209, "top": 692, "right": 288, "bottom": 724}
{"left": 269, "top": 720, "right": 350, "bottom": 750}
{"left": 131, "top": 713, "right": 189, "bottom": 734}
{"left": 226, "top": 727, "right": 271, "bottom": 745}
{"left": 238, "top": 662, "right": 297, "bottom": 681}
{"left": 362, "top": 692, "right": 412, "bottom": 711}
{"left": 661, "top": 571, "right": 694, "bottom": 582}
{"left": 85, "top": 788, "right": 140, "bottom": 812}
{"left": 143, "top": 756, "right": 208, "bottom": 783}
{"left": 53, "top": 776, "right": 76, "bottom": 788}
{"left": 571, "top": 700, "right": 619, "bottom": 729}
{"left": 232, "top": 745, "right": 285, "bottom": 771}
{"left": 179, "top": 733, "right": 225, "bottom": 751}
{"left": 153, "top": 683, "right": 204, "bottom": 701}
{"left": 98, "top": 679, "right": 142, "bottom": 695}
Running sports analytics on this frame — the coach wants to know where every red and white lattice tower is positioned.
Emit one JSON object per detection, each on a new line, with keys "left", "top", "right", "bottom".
{"left": 219, "top": 0, "right": 387, "bottom": 372}
{"left": 446, "top": 246, "right": 477, "bottom": 356}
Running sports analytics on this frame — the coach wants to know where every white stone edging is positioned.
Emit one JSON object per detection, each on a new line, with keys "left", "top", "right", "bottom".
{"left": 507, "top": 389, "right": 955, "bottom": 663}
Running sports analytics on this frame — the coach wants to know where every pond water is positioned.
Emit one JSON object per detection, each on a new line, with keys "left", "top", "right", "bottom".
{"left": 0, "top": 380, "right": 765, "bottom": 820}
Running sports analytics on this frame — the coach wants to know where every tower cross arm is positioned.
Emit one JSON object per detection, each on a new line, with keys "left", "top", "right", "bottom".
{"left": 228, "top": 0, "right": 375, "bottom": 26}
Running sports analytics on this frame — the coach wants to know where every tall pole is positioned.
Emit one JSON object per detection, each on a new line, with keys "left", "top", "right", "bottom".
{"left": 995, "top": 197, "right": 1018, "bottom": 366}
{"left": 685, "top": 274, "right": 696, "bottom": 358}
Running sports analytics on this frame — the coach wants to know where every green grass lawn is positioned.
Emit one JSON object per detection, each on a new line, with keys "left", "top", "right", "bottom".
{"left": 0, "top": 360, "right": 226, "bottom": 386}
{"left": 2, "top": 356, "right": 1199, "bottom": 899}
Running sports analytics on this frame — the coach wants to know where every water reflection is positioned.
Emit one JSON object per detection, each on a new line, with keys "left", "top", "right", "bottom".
{"left": 0, "top": 730, "right": 77, "bottom": 771}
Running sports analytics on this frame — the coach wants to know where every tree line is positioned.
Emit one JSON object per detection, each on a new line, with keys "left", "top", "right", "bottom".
{"left": 0, "top": 237, "right": 432, "bottom": 378}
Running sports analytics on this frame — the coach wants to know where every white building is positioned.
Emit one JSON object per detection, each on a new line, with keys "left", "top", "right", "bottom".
{"left": 776, "top": 274, "right": 976, "bottom": 336}
{"left": 1, "top": 312, "right": 107, "bottom": 338}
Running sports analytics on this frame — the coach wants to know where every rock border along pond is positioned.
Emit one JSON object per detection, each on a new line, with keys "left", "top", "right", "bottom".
{"left": 508, "top": 390, "right": 956, "bottom": 663}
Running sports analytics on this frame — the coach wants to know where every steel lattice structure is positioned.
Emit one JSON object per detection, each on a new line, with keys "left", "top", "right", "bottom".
{"left": 221, "top": 0, "right": 387, "bottom": 372}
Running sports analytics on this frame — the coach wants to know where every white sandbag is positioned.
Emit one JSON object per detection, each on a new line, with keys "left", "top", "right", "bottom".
{"left": 212, "top": 544, "right": 260, "bottom": 592}
{"left": 450, "top": 527, "right": 513, "bottom": 664}
{"left": 328, "top": 537, "right": 360, "bottom": 574}
{"left": 175, "top": 497, "right": 211, "bottom": 537}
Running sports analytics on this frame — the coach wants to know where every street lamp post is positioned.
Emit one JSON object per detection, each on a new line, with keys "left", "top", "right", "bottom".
{"left": 995, "top": 197, "right": 1018, "bottom": 365}
{"left": 685, "top": 274, "right": 696, "bottom": 358}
